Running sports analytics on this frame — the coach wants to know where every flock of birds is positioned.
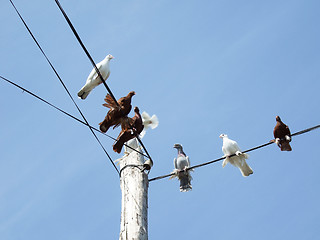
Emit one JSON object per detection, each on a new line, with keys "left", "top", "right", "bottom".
{"left": 77, "top": 54, "right": 292, "bottom": 192}
{"left": 77, "top": 54, "right": 158, "bottom": 153}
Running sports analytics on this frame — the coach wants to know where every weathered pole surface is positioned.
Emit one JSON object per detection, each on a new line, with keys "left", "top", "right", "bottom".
{"left": 119, "top": 139, "right": 149, "bottom": 240}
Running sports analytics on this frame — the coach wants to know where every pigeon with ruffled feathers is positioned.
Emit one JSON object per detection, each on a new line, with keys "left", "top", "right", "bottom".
{"left": 78, "top": 54, "right": 114, "bottom": 100}
{"left": 273, "top": 116, "right": 292, "bottom": 151}
{"left": 99, "top": 91, "right": 135, "bottom": 133}
{"left": 219, "top": 134, "right": 253, "bottom": 177}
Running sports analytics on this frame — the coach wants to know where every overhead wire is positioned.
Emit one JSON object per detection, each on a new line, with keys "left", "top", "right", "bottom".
{"left": 0, "top": 75, "right": 149, "bottom": 159}
{"left": 9, "top": 0, "right": 120, "bottom": 175}
{"left": 53, "top": 0, "right": 154, "bottom": 166}
{"left": 12, "top": 0, "right": 306, "bottom": 180}
{"left": 53, "top": 0, "right": 118, "bottom": 106}
{"left": 3, "top": 68, "right": 319, "bottom": 181}
{"left": 148, "top": 125, "right": 320, "bottom": 182}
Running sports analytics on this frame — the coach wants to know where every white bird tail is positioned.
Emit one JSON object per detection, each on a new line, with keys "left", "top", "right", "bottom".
{"left": 77, "top": 86, "right": 92, "bottom": 100}
{"left": 239, "top": 161, "right": 253, "bottom": 177}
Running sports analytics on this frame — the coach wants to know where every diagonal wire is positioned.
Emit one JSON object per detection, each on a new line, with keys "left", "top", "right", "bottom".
{"left": 53, "top": 0, "right": 155, "bottom": 164}
{"left": 148, "top": 125, "right": 320, "bottom": 182}
{"left": 53, "top": 0, "right": 118, "bottom": 106}
{"left": 0, "top": 75, "right": 149, "bottom": 159}
{"left": 9, "top": 0, "right": 120, "bottom": 175}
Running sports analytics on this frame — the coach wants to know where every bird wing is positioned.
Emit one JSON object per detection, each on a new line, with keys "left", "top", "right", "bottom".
{"left": 141, "top": 111, "right": 151, "bottom": 121}
{"left": 102, "top": 94, "right": 118, "bottom": 109}
{"left": 273, "top": 123, "right": 283, "bottom": 139}
{"left": 223, "top": 139, "right": 242, "bottom": 156}
{"left": 149, "top": 114, "right": 159, "bottom": 129}
{"left": 285, "top": 125, "right": 291, "bottom": 137}
{"left": 141, "top": 112, "right": 159, "bottom": 130}
{"left": 222, "top": 144, "right": 228, "bottom": 156}
{"left": 229, "top": 140, "right": 241, "bottom": 153}
{"left": 87, "top": 61, "right": 103, "bottom": 81}
{"left": 114, "top": 116, "right": 133, "bottom": 130}
{"left": 174, "top": 158, "right": 178, "bottom": 169}
{"left": 186, "top": 156, "right": 190, "bottom": 167}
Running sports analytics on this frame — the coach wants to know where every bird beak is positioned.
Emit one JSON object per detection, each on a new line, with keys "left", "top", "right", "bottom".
{"left": 110, "top": 55, "right": 114, "bottom": 59}
{"left": 219, "top": 134, "right": 223, "bottom": 138}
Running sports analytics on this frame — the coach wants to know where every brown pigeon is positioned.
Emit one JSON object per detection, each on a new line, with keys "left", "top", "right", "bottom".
{"left": 113, "top": 106, "right": 144, "bottom": 153}
{"left": 273, "top": 116, "right": 292, "bottom": 151}
{"left": 99, "top": 91, "right": 135, "bottom": 133}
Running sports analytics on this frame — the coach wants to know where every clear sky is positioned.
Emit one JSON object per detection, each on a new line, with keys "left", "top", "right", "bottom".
{"left": 1, "top": 0, "right": 320, "bottom": 239}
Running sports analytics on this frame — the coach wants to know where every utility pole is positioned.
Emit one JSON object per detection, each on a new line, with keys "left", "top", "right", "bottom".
{"left": 119, "top": 139, "right": 149, "bottom": 240}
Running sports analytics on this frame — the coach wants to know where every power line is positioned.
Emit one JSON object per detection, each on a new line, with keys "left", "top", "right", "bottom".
{"left": 148, "top": 125, "right": 320, "bottom": 182}
{"left": 0, "top": 75, "right": 149, "bottom": 159}
{"left": 53, "top": 0, "right": 118, "bottom": 106}
{"left": 53, "top": 0, "right": 155, "bottom": 167}
{"left": 9, "top": 0, "right": 120, "bottom": 175}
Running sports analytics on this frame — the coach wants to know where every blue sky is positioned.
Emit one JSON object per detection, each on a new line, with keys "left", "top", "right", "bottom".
{"left": 1, "top": 0, "right": 320, "bottom": 239}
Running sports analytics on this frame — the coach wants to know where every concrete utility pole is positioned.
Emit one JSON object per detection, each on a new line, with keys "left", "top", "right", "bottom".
{"left": 119, "top": 140, "right": 149, "bottom": 240}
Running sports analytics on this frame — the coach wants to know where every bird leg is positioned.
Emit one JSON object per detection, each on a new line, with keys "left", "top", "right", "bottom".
{"left": 275, "top": 138, "right": 281, "bottom": 147}
{"left": 285, "top": 135, "right": 291, "bottom": 142}
{"left": 169, "top": 169, "right": 180, "bottom": 180}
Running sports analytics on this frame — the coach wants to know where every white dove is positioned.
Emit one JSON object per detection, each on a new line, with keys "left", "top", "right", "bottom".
{"left": 219, "top": 134, "right": 253, "bottom": 177}
{"left": 139, "top": 111, "right": 159, "bottom": 138}
{"left": 78, "top": 54, "right": 114, "bottom": 99}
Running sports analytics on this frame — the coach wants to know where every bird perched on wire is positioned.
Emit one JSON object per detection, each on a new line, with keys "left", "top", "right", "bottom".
{"left": 140, "top": 111, "right": 159, "bottom": 138}
{"left": 170, "top": 144, "right": 192, "bottom": 192}
{"left": 78, "top": 54, "right": 114, "bottom": 99}
{"left": 219, "top": 134, "right": 253, "bottom": 177}
{"left": 272, "top": 116, "right": 292, "bottom": 151}
{"left": 99, "top": 91, "right": 135, "bottom": 133}
{"left": 113, "top": 106, "right": 144, "bottom": 153}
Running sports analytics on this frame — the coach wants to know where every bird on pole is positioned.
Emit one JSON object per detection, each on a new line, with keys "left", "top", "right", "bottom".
{"left": 171, "top": 143, "right": 192, "bottom": 192}
{"left": 113, "top": 106, "right": 144, "bottom": 154}
{"left": 99, "top": 91, "right": 135, "bottom": 133}
{"left": 272, "top": 116, "right": 292, "bottom": 151}
{"left": 78, "top": 54, "right": 114, "bottom": 99}
{"left": 219, "top": 134, "right": 253, "bottom": 177}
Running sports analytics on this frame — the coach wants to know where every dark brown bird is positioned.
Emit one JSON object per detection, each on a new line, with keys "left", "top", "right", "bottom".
{"left": 273, "top": 116, "right": 292, "bottom": 151}
{"left": 99, "top": 91, "right": 135, "bottom": 133}
{"left": 113, "top": 106, "right": 144, "bottom": 153}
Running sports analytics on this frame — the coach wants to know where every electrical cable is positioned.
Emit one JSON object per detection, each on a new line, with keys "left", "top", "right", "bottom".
{"left": 9, "top": 0, "right": 120, "bottom": 175}
{"left": 148, "top": 125, "right": 320, "bottom": 182}
{"left": 53, "top": 0, "right": 118, "bottom": 106}
{"left": 53, "top": 0, "right": 154, "bottom": 165}
{"left": 0, "top": 75, "right": 149, "bottom": 159}
{"left": 119, "top": 164, "right": 144, "bottom": 177}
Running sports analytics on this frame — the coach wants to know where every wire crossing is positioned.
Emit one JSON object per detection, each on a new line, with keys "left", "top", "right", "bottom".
{"left": 53, "top": 0, "right": 154, "bottom": 166}
{"left": 53, "top": 0, "right": 118, "bottom": 106}
{"left": 0, "top": 75, "right": 149, "bottom": 159}
{"left": 9, "top": 0, "right": 120, "bottom": 175}
{"left": 148, "top": 125, "right": 320, "bottom": 182}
